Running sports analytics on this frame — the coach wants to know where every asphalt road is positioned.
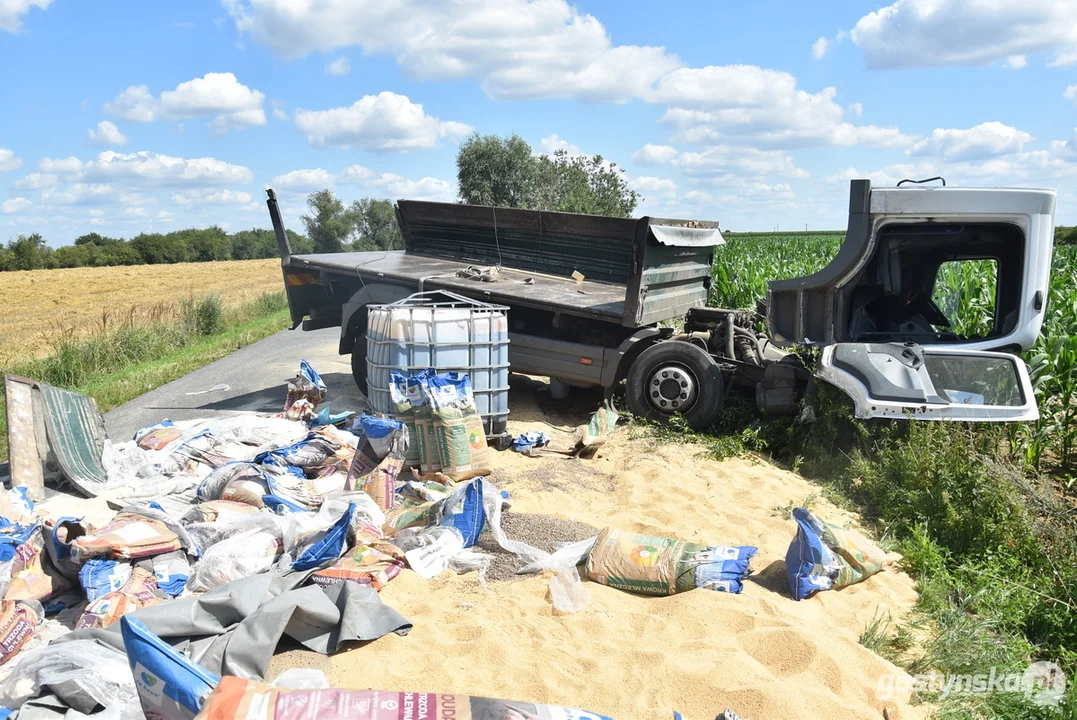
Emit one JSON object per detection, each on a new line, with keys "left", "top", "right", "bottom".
{"left": 103, "top": 327, "right": 365, "bottom": 440}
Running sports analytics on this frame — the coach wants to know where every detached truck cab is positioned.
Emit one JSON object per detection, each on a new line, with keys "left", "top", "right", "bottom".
{"left": 768, "top": 179, "right": 1055, "bottom": 421}
{"left": 267, "top": 178, "right": 1055, "bottom": 434}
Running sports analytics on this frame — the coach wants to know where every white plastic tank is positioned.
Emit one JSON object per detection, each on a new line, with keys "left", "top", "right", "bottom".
{"left": 366, "top": 291, "right": 510, "bottom": 434}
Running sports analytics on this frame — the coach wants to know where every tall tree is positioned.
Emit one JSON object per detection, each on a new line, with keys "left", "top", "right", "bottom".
{"left": 302, "top": 189, "right": 353, "bottom": 253}
{"left": 456, "top": 134, "right": 641, "bottom": 217}
{"left": 534, "top": 151, "right": 640, "bottom": 217}
{"left": 456, "top": 133, "right": 538, "bottom": 208}
{"left": 5, "top": 233, "right": 51, "bottom": 270}
{"left": 350, "top": 198, "right": 402, "bottom": 251}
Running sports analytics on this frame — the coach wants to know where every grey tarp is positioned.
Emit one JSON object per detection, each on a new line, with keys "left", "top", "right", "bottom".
{"left": 57, "top": 562, "right": 411, "bottom": 679}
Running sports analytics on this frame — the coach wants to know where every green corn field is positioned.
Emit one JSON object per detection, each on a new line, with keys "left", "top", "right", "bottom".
{"left": 710, "top": 231, "right": 1077, "bottom": 474}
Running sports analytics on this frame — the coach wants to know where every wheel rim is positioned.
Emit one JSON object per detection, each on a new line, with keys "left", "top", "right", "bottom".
{"left": 647, "top": 364, "right": 698, "bottom": 414}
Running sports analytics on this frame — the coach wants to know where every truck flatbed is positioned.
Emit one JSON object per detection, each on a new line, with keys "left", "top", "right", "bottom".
{"left": 289, "top": 250, "right": 628, "bottom": 321}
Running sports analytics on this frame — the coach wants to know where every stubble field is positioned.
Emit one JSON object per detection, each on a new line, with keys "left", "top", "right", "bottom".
{"left": 0, "top": 258, "right": 283, "bottom": 363}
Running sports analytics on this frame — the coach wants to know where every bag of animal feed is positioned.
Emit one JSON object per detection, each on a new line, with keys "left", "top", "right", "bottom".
{"left": 79, "top": 558, "right": 133, "bottom": 602}
{"left": 390, "top": 371, "right": 422, "bottom": 468}
{"left": 346, "top": 417, "right": 407, "bottom": 510}
{"left": 0, "top": 599, "right": 41, "bottom": 665}
{"left": 76, "top": 567, "right": 169, "bottom": 629}
{"left": 2, "top": 523, "right": 72, "bottom": 602}
{"left": 785, "top": 507, "right": 890, "bottom": 601}
{"left": 406, "top": 370, "right": 442, "bottom": 474}
{"left": 71, "top": 513, "right": 183, "bottom": 561}
{"left": 181, "top": 500, "right": 260, "bottom": 525}
{"left": 426, "top": 372, "right": 490, "bottom": 481}
{"left": 121, "top": 616, "right": 220, "bottom": 720}
{"left": 585, "top": 527, "right": 757, "bottom": 596}
{"left": 196, "top": 676, "right": 615, "bottom": 720}
{"left": 309, "top": 542, "right": 406, "bottom": 592}
{"left": 285, "top": 359, "right": 327, "bottom": 413}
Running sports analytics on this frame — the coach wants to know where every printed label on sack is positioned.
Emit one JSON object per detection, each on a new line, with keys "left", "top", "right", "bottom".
{"left": 133, "top": 662, "right": 166, "bottom": 706}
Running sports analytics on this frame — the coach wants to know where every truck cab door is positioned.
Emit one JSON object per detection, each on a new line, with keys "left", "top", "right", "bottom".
{"left": 767, "top": 179, "right": 1056, "bottom": 421}
{"left": 817, "top": 343, "right": 1037, "bottom": 421}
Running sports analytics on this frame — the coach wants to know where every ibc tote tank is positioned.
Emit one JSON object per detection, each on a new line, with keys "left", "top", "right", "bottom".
{"left": 366, "top": 290, "right": 510, "bottom": 437}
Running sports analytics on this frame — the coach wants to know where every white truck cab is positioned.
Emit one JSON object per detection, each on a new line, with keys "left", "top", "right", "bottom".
{"left": 767, "top": 179, "right": 1056, "bottom": 422}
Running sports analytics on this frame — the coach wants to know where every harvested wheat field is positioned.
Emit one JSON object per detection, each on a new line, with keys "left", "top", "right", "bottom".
{"left": 0, "top": 259, "right": 282, "bottom": 362}
{"left": 268, "top": 379, "right": 927, "bottom": 720}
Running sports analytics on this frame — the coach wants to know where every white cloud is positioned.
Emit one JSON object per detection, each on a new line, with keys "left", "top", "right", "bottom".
{"left": 1, "top": 197, "right": 31, "bottom": 214}
{"left": 1066, "top": 85, "right": 1077, "bottom": 102}
{"left": 40, "top": 183, "right": 116, "bottom": 206}
{"left": 226, "top": 2, "right": 906, "bottom": 154}
{"left": 83, "top": 151, "right": 252, "bottom": 186}
{"left": 171, "top": 188, "right": 253, "bottom": 206}
{"left": 103, "top": 85, "right": 158, "bottom": 122}
{"left": 87, "top": 120, "right": 129, "bottom": 146}
{"left": 269, "top": 168, "right": 336, "bottom": 192}
{"left": 325, "top": 56, "right": 350, "bottom": 75}
{"left": 337, "top": 165, "right": 456, "bottom": 201}
{"left": 632, "top": 144, "right": 679, "bottom": 165}
{"left": 811, "top": 37, "right": 829, "bottom": 60}
{"left": 676, "top": 145, "right": 810, "bottom": 181}
{"left": 157, "top": 210, "right": 174, "bottom": 222}
{"left": 538, "top": 134, "right": 582, "bottom": 156}
{"left": 125, "top": 207, "right": 148, "bottom": 218}
{"left": 851, "top": 1, "right": 1077, "bottom": 69}
{"left": 0, "top": 0, "right": 50, "bottom": 33}
{"left": 683, "top": 190, "right": 712, "bottom": 204}
{"left": 104, "top": 73, "right": 267, "bottom": 132}
{"left": 0, "top": 147, "right": 23, "bottom": 173}
{"left": 1005, "top": 54, "right": 1028, "bottom": 69}
{"left": 294, "top": 91, "right": 472, "bottom": 151}
{"left": 908, "top": 122, "right": 1033, "bottom": 161}
{"left": 13, "top": 172, "right": 57, "bottom": 190}
{"left": 630, "top": 176, "right": 677, "bottom": 198}
{"left": 225, "top": 0, "right": 681, "bottom": 103}
{"left": 652, "top": 66, "right": 913, "bottom": 149}
{"left": 272, "top": 107, "right": 288, "bottom": 120}
{"left": 37, "top": 156, "right": 84, "bottom": 178}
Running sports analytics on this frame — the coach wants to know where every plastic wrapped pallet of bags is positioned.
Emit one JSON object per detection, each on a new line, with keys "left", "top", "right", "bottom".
{"left": 346, "top": 415, "right": 408, "bottom": 510}
{"left": 785, "top": 507, "right": 890, "bottom": 601}
{"left": 426, "top": 372, "right": 490, "bottom": 481}
{"left": 585, "top": 528, "right": 757, "bottom": 596}
{"left": 197, "top": 676, "right": 616, "bottom": 720}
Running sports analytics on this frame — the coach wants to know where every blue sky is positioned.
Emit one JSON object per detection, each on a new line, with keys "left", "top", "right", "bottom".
{"left": 3, "top": 0, "right": 1077, "bottom": 246}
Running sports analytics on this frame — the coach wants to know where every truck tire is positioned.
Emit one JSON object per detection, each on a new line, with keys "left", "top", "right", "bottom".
{"left": 625, "top": 340, "right": 724, "bottom": 430}
{"left": 350, "top": 334, "right": 368, "bottom": 393}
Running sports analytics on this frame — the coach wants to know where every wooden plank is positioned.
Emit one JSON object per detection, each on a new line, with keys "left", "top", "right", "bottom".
{"left": 4, "top": 374, "right": 45, "bottom": 501}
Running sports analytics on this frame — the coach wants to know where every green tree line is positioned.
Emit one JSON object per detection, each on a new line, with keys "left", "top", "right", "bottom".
{"left": 3, "top": 132, "right": 643, "bottom": 271}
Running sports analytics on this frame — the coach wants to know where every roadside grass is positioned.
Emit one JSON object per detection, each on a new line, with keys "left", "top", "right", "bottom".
{"left": 0, "top": 291, "right": 290, "bottom": 461}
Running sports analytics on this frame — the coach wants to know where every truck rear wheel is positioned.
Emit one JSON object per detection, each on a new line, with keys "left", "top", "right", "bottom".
{"left": 351, "top": 334, "right": 368, "bottom": 393}
{"left": 625, "top": 340, "right": 724, "bottom": 430}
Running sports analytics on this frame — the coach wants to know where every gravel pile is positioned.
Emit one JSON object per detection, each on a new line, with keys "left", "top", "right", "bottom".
{"left": 474, "top": 512, "right": 600, "bottom": 583}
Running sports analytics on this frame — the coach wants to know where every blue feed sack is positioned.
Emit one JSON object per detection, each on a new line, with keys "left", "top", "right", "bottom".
{"left": 121, "top": 616, "right": 220, "bottom": 720}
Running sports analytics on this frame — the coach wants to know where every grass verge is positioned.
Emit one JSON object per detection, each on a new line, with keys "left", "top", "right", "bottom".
{"left": 0, "top": 291, "right": 290, "bottom": 461}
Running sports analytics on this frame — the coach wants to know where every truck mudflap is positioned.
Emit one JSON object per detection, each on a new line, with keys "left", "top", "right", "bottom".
{"left": 817, "top": 343, "right": 1038, "bottom": 421}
